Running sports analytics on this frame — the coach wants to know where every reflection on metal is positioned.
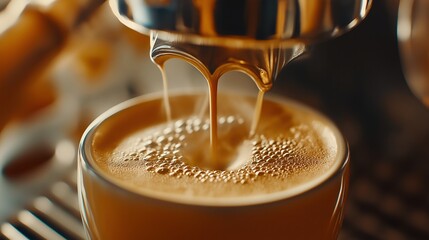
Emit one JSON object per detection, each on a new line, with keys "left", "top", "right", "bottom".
{"left": 17, "top": 210, "right": 66, "bottom": 240}
{"left": 111, "top": 0, "right": 373, "bottom": 47}
{"left": 55, "top": 140, "right": 76, "bottom": 165}
{"left": 397, "top": 0, "right": 413, "bottom": 41}
{"left": 397, "top": 0, "right": 429, "bottom": 106}
{"left": 1, "top": 222, "right": 29, "bottom": 240}
{"left": 1, "top": 172, "right": 85, "bottom": 239}
{"left": 33, "top": 197, "right": 85, "bottom": 239}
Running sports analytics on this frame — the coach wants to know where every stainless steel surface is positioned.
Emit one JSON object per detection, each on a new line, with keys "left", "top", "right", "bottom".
{"left": 0, "top": 139, "right": 76, "bottom": 223}
{"left": 111, "top": 0, "right": 372, "bottom": 47}
{"left": 0, "top": 172, "right": 85, "bottom": 239}
{"left": 3, "top": 153, "right": 429, "bottom": 239}
{"left": 111, "top": 0, "right": 372, "bottom": 95}
{"left": 150, "top": 33, "right": 305, "bottom": 91}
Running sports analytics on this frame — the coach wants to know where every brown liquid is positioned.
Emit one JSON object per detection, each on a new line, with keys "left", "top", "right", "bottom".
{"left": 91, "top": 93, "right": 343, "bottom": 200}
{"left": 78, "top": 0, "right": 366, "bottom": 237}
{"left": 81, "top": 93, "right": 348, "bottom": 240}
{"left": 82, "top": 17, "right": 347, "bottom": 239}
{"left": 149, "top": 33, "right": 303, "bottom": 169}
{"left": 81, "top": 28, "right": 347, "bottom": 240}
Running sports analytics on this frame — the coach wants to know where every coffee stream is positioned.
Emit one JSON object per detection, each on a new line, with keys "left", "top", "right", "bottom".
{"left": 150, "top": 32, "right": 304, "bottom": 170}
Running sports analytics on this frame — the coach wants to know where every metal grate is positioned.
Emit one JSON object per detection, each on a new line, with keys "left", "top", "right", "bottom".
{"left": 2, "top": 160, "right": 429, "bottom": 240}
{"left": 0, "top": 171, "right": 84, "bottom": 240}
{"left": 339, "top": 158, "right": 429, "bottom": 240}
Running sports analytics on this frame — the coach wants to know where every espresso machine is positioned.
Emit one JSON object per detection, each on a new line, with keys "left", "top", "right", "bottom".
{"left": 2, "top": 0, "right": 429, "bottom": 239}
{"left": 0, "top": 0, "right": 373, "bottom": 145}
{"left": 111, "top": 0, "right": 371, "bottom": 91}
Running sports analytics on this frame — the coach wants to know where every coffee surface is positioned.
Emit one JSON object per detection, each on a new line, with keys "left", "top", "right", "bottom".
{"left": 91, "top": 93, "right": 342, "bottom": 205}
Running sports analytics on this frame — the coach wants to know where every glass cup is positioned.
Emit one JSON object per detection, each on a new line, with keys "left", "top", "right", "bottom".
{"left": 398, "top": 0, "right": 429, "bottom": 106}
{"left": 78, "top": 92, "right": 349, "bottom": 240}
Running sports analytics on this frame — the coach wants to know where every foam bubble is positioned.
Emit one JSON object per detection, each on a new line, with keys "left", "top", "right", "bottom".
{"left": 107, "top": 115, "right": 334, "bottom": 193}
{"left": 94, "top": 95, "right": 341, "bottom": 201}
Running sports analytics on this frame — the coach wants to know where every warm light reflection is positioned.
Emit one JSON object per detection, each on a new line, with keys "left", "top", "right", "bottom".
{"left": 54, "top": 140, "right": 75, "bottom": 165}
{"left": 397, "top": 0, "right": 413, "bottom": 41}
{"left": 0, "top": 0, "right": 28, "bottom": 33}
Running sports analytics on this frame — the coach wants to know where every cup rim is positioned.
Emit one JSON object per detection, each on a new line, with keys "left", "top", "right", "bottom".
{"left": 79, "top": 91, "right": 349, "bottom": 207}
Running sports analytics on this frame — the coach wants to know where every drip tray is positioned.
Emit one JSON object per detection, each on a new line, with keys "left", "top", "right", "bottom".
{"left": 2, "top": 143, "right": 429, "bottom": 239}
{"left": 0, "top": 172, "right": 84, "bottom": 240}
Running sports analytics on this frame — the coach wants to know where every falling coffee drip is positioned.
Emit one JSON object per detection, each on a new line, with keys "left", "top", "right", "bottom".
{"left": 110, "top": 0, "right": 371, "bottom": 169}
{"left": 150, "top": 32, "right": 305, "bottom": 168}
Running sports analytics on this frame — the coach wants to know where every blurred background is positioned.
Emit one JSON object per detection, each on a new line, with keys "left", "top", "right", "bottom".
{"left": 1, "top": 0, "right": 429, "bottom": 239}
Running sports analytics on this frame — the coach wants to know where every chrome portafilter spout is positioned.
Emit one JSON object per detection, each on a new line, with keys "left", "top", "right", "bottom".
{"left": 110, "top": 0, "right": 372, "bottom": 90}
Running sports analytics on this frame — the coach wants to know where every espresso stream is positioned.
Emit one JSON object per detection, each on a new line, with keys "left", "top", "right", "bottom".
{"left": 150, "top": 36, "right": 290, "bottom": 168}
{"left": 93, "top": 38, "right": 339, "bottom": 201}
